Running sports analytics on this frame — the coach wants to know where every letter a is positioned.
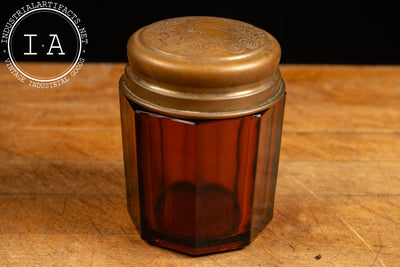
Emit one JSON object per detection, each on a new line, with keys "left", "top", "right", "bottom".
{"left": 46, "top": 34, "right": 65, "bottom": 55}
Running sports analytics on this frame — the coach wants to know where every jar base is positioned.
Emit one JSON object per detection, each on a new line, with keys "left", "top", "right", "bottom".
{"left": 142, "top": 228, "right": 250, "bottom": 256}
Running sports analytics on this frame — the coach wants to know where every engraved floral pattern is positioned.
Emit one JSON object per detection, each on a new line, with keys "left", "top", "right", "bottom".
{"left": 140, "top": 17, "right": 268, "bottom": 58}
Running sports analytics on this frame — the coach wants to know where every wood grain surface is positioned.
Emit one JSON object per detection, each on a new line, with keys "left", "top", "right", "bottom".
{"left": 1, "top": 63, "right": 399, "bottom": 266}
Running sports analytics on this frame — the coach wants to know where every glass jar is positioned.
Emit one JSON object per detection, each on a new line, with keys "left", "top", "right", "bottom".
{"left": 119, "top": 16, "right": 286, "bottom": 256}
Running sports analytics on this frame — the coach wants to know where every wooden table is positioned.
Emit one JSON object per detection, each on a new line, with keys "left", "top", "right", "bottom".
{"left": 1, "top": 63, "right": 399, "bottom": 266}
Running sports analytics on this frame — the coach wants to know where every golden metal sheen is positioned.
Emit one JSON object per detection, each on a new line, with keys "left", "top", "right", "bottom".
{"left": 120, "top": 16, "right": 285, "bottom": 119}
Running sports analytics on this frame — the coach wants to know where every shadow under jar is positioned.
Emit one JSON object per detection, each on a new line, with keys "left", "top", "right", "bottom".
{"left": 119, "top": 16, "right": 286, "bottom": 256}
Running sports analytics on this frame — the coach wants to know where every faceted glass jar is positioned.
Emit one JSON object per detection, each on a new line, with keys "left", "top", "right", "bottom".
{"left": 120, "top": 91, "right": 286, "bottom": 255}
{"left": 119, "top": 16, "right": 286, "bottom": 255}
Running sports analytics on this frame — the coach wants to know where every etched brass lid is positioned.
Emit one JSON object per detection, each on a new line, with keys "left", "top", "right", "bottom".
{"left": 120, "top": 16, "right": 285, "bottom": 119}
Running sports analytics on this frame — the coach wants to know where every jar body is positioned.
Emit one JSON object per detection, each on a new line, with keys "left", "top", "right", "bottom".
{"left": 119, "top": 89, "right": 286, "bottom": 255}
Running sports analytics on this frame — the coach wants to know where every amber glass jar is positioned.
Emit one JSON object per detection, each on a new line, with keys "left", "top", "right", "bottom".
{"left": 119, "top": 16, "right": 286, "bottom": 255}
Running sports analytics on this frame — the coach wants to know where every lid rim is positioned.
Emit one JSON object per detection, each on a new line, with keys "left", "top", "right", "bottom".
{"left": 120, "top": 76, "right": 285, "bottom": 119}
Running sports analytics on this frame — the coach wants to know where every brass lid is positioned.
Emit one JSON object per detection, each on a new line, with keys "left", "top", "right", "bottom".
{"left": 120, "top": 16, "right": 285, "bottom": 119}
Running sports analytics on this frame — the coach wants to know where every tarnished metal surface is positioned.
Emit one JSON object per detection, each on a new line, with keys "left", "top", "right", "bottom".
{"left": 121, "top": 16, "right": 284, "bottom": 119}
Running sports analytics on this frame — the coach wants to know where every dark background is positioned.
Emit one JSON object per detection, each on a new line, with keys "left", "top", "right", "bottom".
{"left": 2, "top": 0, "right": 399, "bottom": 64}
